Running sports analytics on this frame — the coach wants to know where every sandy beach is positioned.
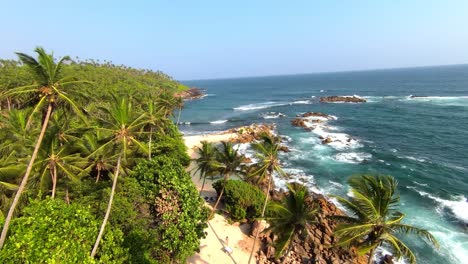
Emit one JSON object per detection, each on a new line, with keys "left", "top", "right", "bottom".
{"left": 184, "top": 132, "right": 258, "bottom": 264}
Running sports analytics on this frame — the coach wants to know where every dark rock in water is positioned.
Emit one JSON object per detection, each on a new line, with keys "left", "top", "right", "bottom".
{"left": 410, "top": 95, "right": 428, "bottom": 98}
{"left": 291, "top": 118, "right": 307, "bottom": 128}
{"left": 279, "top": 145, "right": 291, "bottom": 153}
{"left": 320, "top": 96, "right": 366, "bottom": 103}
{"left": 174, "top": 88, "right": 205, "bottom": 100}
{"left": 301, "top": 112, "right": 332, "bottom": 118}
{"left": 381, "top": 254, "right": 394, "bottom": 264}
{"left": 322, "top": 137, "right": 333, "bottom": 144}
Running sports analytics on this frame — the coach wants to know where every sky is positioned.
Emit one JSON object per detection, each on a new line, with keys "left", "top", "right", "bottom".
{"left": 1, "top": 0, "right": 468, "bottom": 80}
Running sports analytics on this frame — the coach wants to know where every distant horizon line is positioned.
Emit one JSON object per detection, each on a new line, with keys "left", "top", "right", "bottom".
{"left": 180, "top": 63, "right": 468, "bottom": 82}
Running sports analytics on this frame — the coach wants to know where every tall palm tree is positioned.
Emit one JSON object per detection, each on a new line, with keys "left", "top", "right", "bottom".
{"left": 90, "top": 96, "right": 148, "bottom": 258}
{"left": 0, "top": 47, "right": 87, "bottom": 249}
{"left": 248, "top": 133, "right": 284, "bottom": 264}
{"left": 210, "top": 141, "right": 244, "bottom": 218}
{"left": 193, "top": 141, "right": 222, "bottom": 195}
{"left": 142, "top": 101, "right": 167, "bottom": 160}
{"left": 265, "top": 183, "right": 319, "bottom": 262}
{"left": 332, "top": 175, "right": 439, "bottom": 264}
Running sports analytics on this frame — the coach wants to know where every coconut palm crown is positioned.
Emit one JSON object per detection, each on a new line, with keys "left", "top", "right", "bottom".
{"left": 333, "top": 174, "right": 439, "bottom": 264}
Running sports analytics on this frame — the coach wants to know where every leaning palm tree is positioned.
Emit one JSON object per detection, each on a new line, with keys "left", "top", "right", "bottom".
{"left": 0, "top": 47, "right": 88, "bottom": 249}
{"left": 332, "top": 175, "right": 439, "bottom": 264}
{"left": 248, "top": 133, "right": 284, "bottom": 264}
{"left": 210, "top": 141, "right": 244, "bottom": 218}
{"left": 193, "top": 141, "right": 222, "bottom": 195}
{"left": 90, "top": 96, "right": 148, "bottom": 258}
{"left": 265, "top": 183, "right": 319, "bottom": 262}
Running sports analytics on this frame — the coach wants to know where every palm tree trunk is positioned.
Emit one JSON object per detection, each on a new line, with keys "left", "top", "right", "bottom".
{"left": 199, "top": 176, "right": 206, "bottom": 196}
{"left": 367, "top": 247, "right": 375, "bottom": 264}
{"left": 248, "top": 175, "right": 272, "bottom": 264}
{"left": 148, "top": 127, "right": 153, "bottom": 160}
{"left": 51, "top": 165, "right": 57, "bottom": 199}
{"left": 176, "top": 106, "right": 182, "bottom": 125}
{"left": 283, "top": 241, "right": 294, "bottom": 264}
{"left": 210, "top": 174, "right": 227, "bottom": 219}
{"left": 0, "top": 103, "right": 53, "bottom": 249}
{"left": 95, "top": 168, "right": 101, "bottom": 183}
{"left": 90, "top": 152, "right": 122, "bottom": 258}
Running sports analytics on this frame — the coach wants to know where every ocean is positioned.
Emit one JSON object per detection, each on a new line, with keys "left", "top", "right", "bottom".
{"left": 179, "top": 65, "right": 468, "bottom": 264}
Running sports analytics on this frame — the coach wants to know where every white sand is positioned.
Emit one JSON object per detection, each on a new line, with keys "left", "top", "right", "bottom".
{"left": 184, "top": 133, "right": 258, "bottom": 264}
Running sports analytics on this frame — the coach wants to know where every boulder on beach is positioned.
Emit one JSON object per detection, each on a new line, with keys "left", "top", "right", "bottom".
{"left": 320, "top": 96, "right": 366, "bottom": 103}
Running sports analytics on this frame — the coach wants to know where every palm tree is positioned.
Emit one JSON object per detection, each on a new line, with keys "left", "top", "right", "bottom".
{"left": 0, "top": 47, "right": 88, "bottom": 249}
{"left": 265, "top": 183, "right": 319, "bottom": 262}
{"left": 248, "top": 133, "right": 284, "bottom": 264}
{"left": 193, "top": 141, "right": 222, "bottom": 195}
{"left": 210, "top": 141, "right": 244, "bottom": 218}
{"left": 332, "top": 175, "right": 439, "bottom": 264}
{"left": 90, "top": 96, "right": 148, "bottom": 258}
{"left": 142, "top": 101, "right": 167, "bottom": 160}
{"left": 76, "top": 132, "right": 115, "bottom": 183}
{"left": 154, "top": 90, "right": 178, "bottom": 118}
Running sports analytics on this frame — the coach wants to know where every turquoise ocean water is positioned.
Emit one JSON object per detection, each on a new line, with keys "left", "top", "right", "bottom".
{"left": 180, "top": 65, "right": 468, "bottom": 264}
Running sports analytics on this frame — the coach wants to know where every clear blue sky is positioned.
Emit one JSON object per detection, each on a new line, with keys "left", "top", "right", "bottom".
{"left": 1, "top": 0, "right": 467, "bottom": 80}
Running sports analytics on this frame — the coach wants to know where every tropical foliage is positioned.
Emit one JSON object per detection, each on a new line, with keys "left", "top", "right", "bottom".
{"left": 213, "top": 179, "right": 265, "bottom": 221}
{"left": 265, "top": 183, "right": 319, "bottom": 259}
{"left": 332, "top": 175, "right": 439, "bottom": 264}
{"left": 0, "top": 47, "right": 204, "bottom": 263}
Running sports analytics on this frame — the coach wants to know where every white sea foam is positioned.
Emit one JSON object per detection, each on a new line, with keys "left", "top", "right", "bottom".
{"left": 261, "top": 112, "right": 286, "bottom": 119}
{"left": 210, "top": 120, "right": 228, "bottom": 124}
{"left": 407, "top": 187, "right": 468, "bottom": 223}
{"left": 334, "top": 152, "right": 372, "bottom": 164}
{"left": 291, "top": 100, "right": 312, "bottom": 105}
{"left": 375, "top": 247, "right": 408, "bottom": 264}
{"left": 273, "top": 168, "right": 320, "bottom": 193}
{"left": 312, "top": 127, "right": 362, "bottom": 150}
{"left": 400, "top": 155, "right": 427, "bottom": 163}
{"left": 413, "top": 181, "right": 428, "bottom": 187}
{"left": 406, "top": 96, "right": 468, "bottom": 107}
{"left": 233, "top": 102, "right": 284, "bottom": 111}
{"left": 234, "top": 99, "right": 313, "bottom": 111}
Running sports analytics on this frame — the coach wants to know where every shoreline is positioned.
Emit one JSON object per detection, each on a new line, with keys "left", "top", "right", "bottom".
{"left": 184, "top": 124, "right": 367, "bottom": 264}
{"left": 184, "top": 130, "right": 258, "bottom": 264}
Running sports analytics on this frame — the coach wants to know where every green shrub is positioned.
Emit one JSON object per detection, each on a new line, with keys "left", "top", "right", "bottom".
{"left": 0, "top": 198, "right": 127, "bottom": 263}
{"left": 213, "top": 180, "right": 266, "bottom": 221}
{"left": 132, "top": 156, "right": 207, "bottom": 263}
{"left": 152, "top": 123, "right": 190, "bottom": 167}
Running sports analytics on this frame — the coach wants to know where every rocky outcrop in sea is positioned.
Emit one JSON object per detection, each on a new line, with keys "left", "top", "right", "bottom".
{"left": 174, "top": 87, "right": 205, "bottom": 100}
{"left": 320, "top": 96, "right": 366, "bottom": 103}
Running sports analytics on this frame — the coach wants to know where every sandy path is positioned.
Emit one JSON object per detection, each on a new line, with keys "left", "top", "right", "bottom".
{"left": 184, "top": 133, "right": 258, "bottom": 264}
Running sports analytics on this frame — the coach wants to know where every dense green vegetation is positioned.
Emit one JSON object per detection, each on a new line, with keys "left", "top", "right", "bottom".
{"left": 0, "top": 47, "right": 205, "bottom": 263}
{"left": 213, "top": 179, "right": 265, "bottom": 221}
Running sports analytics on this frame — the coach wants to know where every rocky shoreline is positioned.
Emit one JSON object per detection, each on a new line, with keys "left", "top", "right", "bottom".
{"left": 207, "top": 123, "right": 369, "bottom": 263}
{"left": 174, "top": 87, "right": 205, "bottom": 100}
{"left": 256, "top": 192, "right": 368, "bottom": 264}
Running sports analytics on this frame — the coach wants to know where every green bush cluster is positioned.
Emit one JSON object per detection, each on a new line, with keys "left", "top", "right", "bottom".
{"left": 213, "top": 179, "right": 265, "bottom": 221}
{"left": 132, "top": 156, "right": 208, "bottom": 263}
{"left": 0, "top": 198, "right": 126, "bottom": 263}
